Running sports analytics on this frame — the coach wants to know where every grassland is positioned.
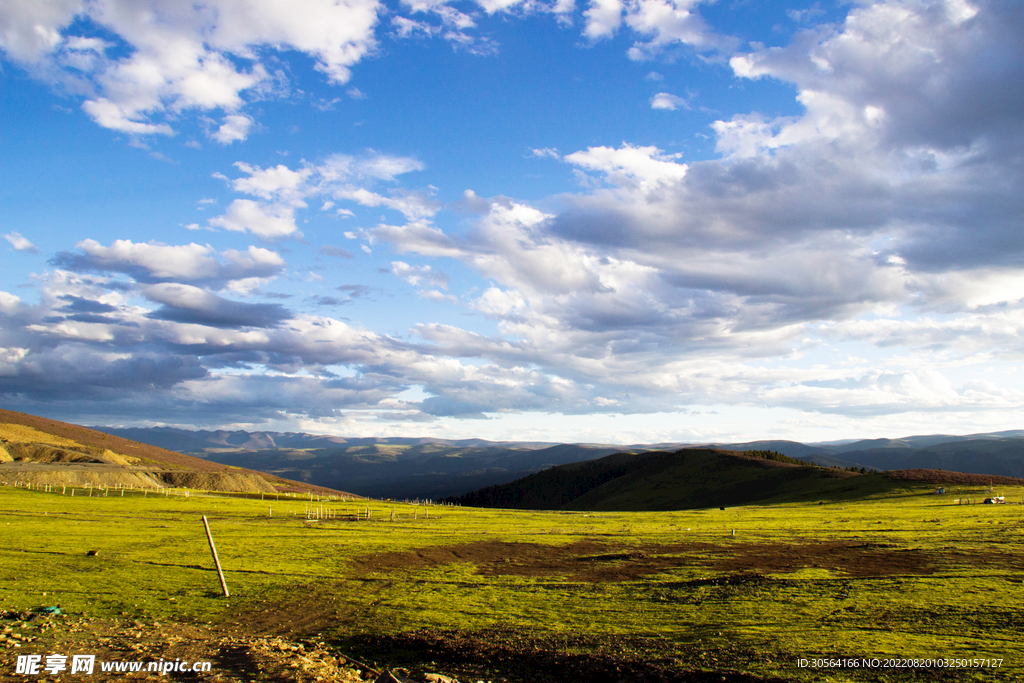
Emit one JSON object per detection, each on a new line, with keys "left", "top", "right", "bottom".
{"left": 1, "top": 481, "right": 1022, "bottom": 682}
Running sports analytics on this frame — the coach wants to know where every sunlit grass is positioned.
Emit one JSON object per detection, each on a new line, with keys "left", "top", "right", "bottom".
{"left": 1, "top": 482, "right": 1021, "bottom": 680}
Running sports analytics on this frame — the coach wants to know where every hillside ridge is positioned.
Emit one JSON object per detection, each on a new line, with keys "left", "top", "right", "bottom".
{"left": 0, "top": 409, "right": 349, "bottom": 495}
{"left": 447, "top": 447, "right": 1024, "bottom": 511}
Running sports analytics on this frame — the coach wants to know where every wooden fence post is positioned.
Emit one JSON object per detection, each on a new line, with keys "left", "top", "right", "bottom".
{"left": 202, "top": 515, "right": 230, "bottom": 597}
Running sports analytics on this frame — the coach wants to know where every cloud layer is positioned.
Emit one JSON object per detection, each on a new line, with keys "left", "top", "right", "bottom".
{"left": 1, "top": 0, "right": 1023, "bottom": 440}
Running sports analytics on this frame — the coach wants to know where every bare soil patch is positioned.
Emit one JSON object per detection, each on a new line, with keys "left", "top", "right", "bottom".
{"left": 353, "top": 538, "right": 946, "bottom": 581}
{"left": 346, "top": 628, "right": 788, "bottom": 683}
{"left": 713, "top": 541, "right": 935, "bottom": 577}
{"left": 222, "top": 584, "right": 359, "bottom": 638}
{"left": 351, "top": 540, "right": 709, "bottom": 582}
{"left": 0, "top": 608, "right": 371, "bottom": 682}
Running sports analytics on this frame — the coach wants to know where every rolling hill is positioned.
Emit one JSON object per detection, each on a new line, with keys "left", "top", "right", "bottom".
{"left": 447, "top": 448, "right": 872, "bottom": 511}
{"left": 447, "top": 447, "right": 1024, "bottom": 511}
{"left": 0, "top": 409, "right": 348, "bottom": 495}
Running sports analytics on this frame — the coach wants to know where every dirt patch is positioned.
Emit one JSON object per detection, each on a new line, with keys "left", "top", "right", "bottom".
{"left": 0, "top": 609, "right": 373, "bottom": 682}
{"left": 347, "top": 628, "right": 788, "bottom": 683}
{"left": 0, "top": 609, "right": 795, "bottom": 683}
{"left": 714, "top": 541, "right": 935, "bottom": 577}
{"left": 353, "top": 540, "right": 726, "bottom": 582}
{"left": 353, "top": 539, "right": 941, "bottom": 582}
{"left": 222, "top": 585, "right": 358, "bottom": 638}
{"left": 946, "top": 549, "right": 1024, "bottom": 572}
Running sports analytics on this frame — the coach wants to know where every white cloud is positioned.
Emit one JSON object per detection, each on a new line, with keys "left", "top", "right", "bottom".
{"left": 229, "top": 162, "right": 313, "bottom": 202}
{"left": 80, "top": 98, "right": 175, "bottom": 136}
{"left": 623, "top": 0, "right": 727, "bottom": 60}
{"left": 4, "top": 232, "right": 38, "bottom": 253}
{"left": 0, "top": 0, "right": 382, "bottom": 137}
{"left": 583, "top": 0, "right": 623, "bottom": 39}
{"left": 222, "top": 245, "right": 287, "bottom": 272}
{"left": 330, "top": 187, "right": 438, "bottom": 220}
{"left": 211, "top": 114, "right": 254, "bottom": 144}
{"left": 392, "top": 261, "right": 451, "bottom": 289}
{"left": 0, "top": 292, "right": 23, "bottom": 316}
{"left": 530, "top": 147, "right": 561, "bottom": 159}
{"left": 392, "top": 16, "right": 435, "bottom": 38}
{"left": 4, "top": 0, "right": 1024, "bottom": 435}
{"left": 582, "top": 0, "right": 729, "bottom": 57}
{"left": 65, "top": 239, "right": 219, "bottom": 280}
{"left": 650, "top": 92, "right": 690, "bottom": 111}
{"left": 51, "top": 239, "right": 286, "bottom": 286}
{"left": 348, "top": 1, "right": 1024, "bottom": 427}
{"left": 205, "top": 153, "right": 429, "bottom": 238}
{"left": 319, "top": 152, "right": 425, "bottom": 182}
{"left": 209, "top": 199, "right": 301, "bottom": 240}
{"left": 565, "top": 144, "right": 688, "bottom": 186}
{"left": 0, "top": 2, "right": 78, "bottom": 63}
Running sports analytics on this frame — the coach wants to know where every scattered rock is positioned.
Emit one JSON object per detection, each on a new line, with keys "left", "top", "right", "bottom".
{"left": 425, "top": 674, "right": 457, "bottom": 683}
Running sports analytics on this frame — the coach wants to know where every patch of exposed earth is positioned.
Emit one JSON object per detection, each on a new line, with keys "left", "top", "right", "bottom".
{"left": 0, "top": 608, "right": 422, "bottom": 683}
{"left": 345, "top": 628, "right": 790, "bottom": 683}
{"left": 0, "top": 607, "right": 799, "bottom": 683}
{"left": 352, "top": 539, "right": 958, "bottom": 582}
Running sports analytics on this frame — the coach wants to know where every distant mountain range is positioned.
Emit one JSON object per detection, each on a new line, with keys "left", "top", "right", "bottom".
{"left": 711, "top": 432, "right": 1024, "bottom": 479}
{"left": 94, "top": 426, "right": 638, "bottom": 500}
{"left": 90, "top": 425, "right": 1024, "bottom": 500}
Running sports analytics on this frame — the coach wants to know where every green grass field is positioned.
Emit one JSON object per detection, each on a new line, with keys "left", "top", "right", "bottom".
{"left": 1, "top": 482, "right": 1021, "bottom": 681}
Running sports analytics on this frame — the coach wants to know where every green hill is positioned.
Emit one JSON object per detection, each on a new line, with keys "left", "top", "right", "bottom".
{"left": 448, "top": 448, "right": 890, "bottom": 511}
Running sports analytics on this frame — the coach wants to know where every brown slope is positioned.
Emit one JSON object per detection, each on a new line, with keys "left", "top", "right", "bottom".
{"left": 0, "top": 408, "right": 352, "bottom": 495}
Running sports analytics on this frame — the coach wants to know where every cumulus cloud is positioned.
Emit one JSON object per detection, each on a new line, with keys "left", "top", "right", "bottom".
{"left": 583, "top": 0, "right": 732, "bottom": 57}
{"left": 209, "top": 200, "right": 301, "bottom": 240}
{"left": 4, "top": 0, "right": 1024, "bottom": 432}
{"left": 51, "top": 239, "right": 286, "bottom": 286}
{"left": 564, "top": 143, "right": 688, "bottom": 186}
{"left": 206, "top": 153, "right": 433, "bottom": 238}
{"left": 0, "top": 0, "right": 741, "bottom": 147}
{"left": 212, "top": 114, "right": 255, "bottom": 144}
{"left": 356, "top": 0, "right": 1024, "bottom": 423}
{"left": 0, "top": 0, "right": 381, "bottom": 137}
{"left": 4, "top": 232, "right": 38, "bottom": 253}
{"left": 583, "top": 0, "right": 623, "bottom": 39}
{"left": 650, "top": 92, "right": 689, "bottom": 110}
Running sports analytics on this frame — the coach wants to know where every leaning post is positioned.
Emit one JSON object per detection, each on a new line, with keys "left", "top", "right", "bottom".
{"left": 202, "top": 515, "right": 230, "bottom": 597}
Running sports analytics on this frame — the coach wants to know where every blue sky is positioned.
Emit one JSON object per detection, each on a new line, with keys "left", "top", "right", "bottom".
{"left": 1, "top": 0, "right": 1023, "bottom": 444}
